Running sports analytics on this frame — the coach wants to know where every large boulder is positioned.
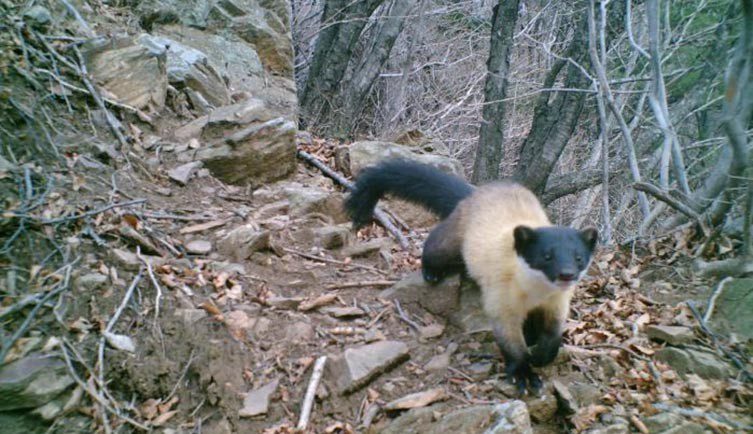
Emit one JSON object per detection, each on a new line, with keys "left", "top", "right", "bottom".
{"left": 708, "top": 278, "right": 753, "bottom": 349}
{"left": 336, "top": 141, "right": 465, "bottom": 178}
{"left": 377, "top": 401, "right": 532, "bottom": 434}
{"left": 85, "top": 36, "right": 167, "bottom": 110}
{"left": 138, "top": 35, "right": 230, "bottom": 107}
{"left": 0, "top": 353, "right": 74, "bottom": 411}
{"left": 175, "top": 98, "right": 297, "bottom": 185}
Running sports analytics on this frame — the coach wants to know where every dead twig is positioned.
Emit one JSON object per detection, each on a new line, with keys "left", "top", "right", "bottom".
{"left": 703, "top": 276, "right": 733, "bottom": 323}
{"left": 297, "top": 150, "right": 411, "bottom": 250}
{"left": 325, "top": 280, "right": 397, "bottom": 290}
{"left": 297, "top": 356, "right": 327, "bottom": 430}
{"left": 632, "top": 182, "right": 700, "bottom": 221}
{"left": 137, "top": 249, "right": 163, "bottom": 324}
{"left": 166, "top": 349, "right": 196, "bottom": 401}
{"left": 394, "top": 299, "right": 421, "bottom": 332}
{"left": 11, "top": 199, "right": 146, "bottom": 225}
{"left": 282, "top": 247, "right": 387, "bottom": 275}
{"left": 686, "top": 301, "right": 752, "bottom": 382}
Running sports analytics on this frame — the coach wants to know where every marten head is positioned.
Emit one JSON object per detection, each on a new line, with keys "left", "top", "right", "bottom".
{"left": 513, "top": 226, "right": 598, "bottom": 288}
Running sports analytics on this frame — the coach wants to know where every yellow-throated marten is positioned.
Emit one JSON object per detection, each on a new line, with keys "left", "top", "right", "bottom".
{"left": 345, "top": 160, "right": 597, "bottom": 393}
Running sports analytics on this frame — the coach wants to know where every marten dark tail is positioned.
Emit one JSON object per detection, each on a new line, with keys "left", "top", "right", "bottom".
{"left": 345, "top": 159, "right": 474, "bottom": 228}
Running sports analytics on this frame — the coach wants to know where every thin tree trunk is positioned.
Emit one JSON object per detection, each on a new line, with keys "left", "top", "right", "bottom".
{"left": 471, "top": 0, "right": 520, "bottom": 184}
{"left": 334, "top": 0, "right": 416, "bottom": 136}
{"left": 300, "top": 0, "right": 384, "bottom": 126}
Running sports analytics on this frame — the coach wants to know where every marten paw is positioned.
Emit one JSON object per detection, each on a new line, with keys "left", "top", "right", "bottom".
{"left": 506, "top": 362, "right": 542, "bottom": 396}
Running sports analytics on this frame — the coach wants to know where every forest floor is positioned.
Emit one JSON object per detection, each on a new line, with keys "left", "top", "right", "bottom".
{"left": 6, "top": 134, "right": 751, "bottom": 434}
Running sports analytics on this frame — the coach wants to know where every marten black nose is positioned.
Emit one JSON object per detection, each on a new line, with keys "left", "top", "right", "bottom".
{"left": 558, "top": 272, "right": 576, "bottom": 281}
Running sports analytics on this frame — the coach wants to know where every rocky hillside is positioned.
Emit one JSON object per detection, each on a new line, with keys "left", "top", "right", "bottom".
{"left": 1, "top": 1, "right": 752, "bottom": 434}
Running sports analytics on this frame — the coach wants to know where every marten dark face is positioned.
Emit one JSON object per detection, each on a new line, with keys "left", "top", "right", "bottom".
{"left": 513, "top": 226, "right": 598, "bottom": 287}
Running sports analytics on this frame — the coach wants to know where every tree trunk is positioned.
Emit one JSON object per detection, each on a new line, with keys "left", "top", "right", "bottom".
{"left": 471, "top": 0, "right": 520, "bottom": 184}
{"left": 513, "top": 21, "right": 589, "bottom": 195}
{"left": 299, "top": 0, "right": 384, "bottom": 127}
{"left": 333, "top": 0, "right": 416, "bottom": 136}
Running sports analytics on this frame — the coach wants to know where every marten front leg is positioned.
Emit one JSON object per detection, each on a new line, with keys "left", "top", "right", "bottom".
{"left": 524, "top": 308, "right": 563, "bottom": 367}
{"left": 493, "top": 320, "right": 542, "bottom": 395}
{"left": 421, "top": 218, "right": 464, "bottom": 284}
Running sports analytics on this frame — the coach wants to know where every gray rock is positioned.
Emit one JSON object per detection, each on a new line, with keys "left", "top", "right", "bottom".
{"left": 586, "top": 424, "right": 629, "bottom": 434}
{"left": 23, "top": 6, "right": 52, "bottom": 28}
{"left": 552, "top": 380, "right": 577, "bottom": 414}
{"left": 174, "top": 308, "right": 208, "bottom": 325}
{"left": 75, "top": 273, "right": 108, "bottom": 292}
{"left": 646, "top": 325, "right": 695, "bottom": 345}
{"left": 655, "top": 347, "right": 733, "bottom": 379}
{"left": 284, "top": 186, "right": 347, "bottom": 221}
{"left": 569, "top": 382, "right": 602, "bottom": 408}
{"left": 341, "top": 239, "right": 388, "bottom": 258}
{"left": 383, "top": 388, "right": 447, "bottom": 411}
{"left": 186, "top": 239, "right": 213, "bottom": 255}
{"left": 708, "top": 278, "right": 753, "bottom": 343}
{"left": 378, "top": 400, "right": 532, "bottom": 434}
{"left": 326, "top": 341, "right": 410, "bottom": 394}
{"left": 338, "top": 141, "right": 465, "bottom": 178}
{"left": 85, "top": 36, "right": 167, "bottom": 110}
{"left": 216, "top": 225, "right": 270, "bottom": 261}
{"left": 0, "top": 353, "right": 74, "bottom": 411}
{"left": 0, "top": 155, "right": 16, "bottom": 172}
{"left": 312, "top": 225, "right": 351, "bottom": 249}
{"left": 231, "top": 12, "right": 293, "bottom": 75}
{"left": 267, "top": 295, "right": 304, "bottom": 310}
{"left": 527, "top": 393, "right": 558, "bottom": 423}
{"left": 466, "top": 361, "right": 493, "bottom": 380}
{"left": 168, "top": 161, "right": 204, "bottom": 185}
{"left": 136, "top": 0, "right": 213, "bottom": 29}
{"left": 660, "top": 422, "right": 708, "bottom": 434}
{"left": 284, "top": 321, "right": 315, "bottom": 341}
{"left": 424, "top": 343, "right": 457, "bottom": 374}
{"left": 321, "top": 306, "right": 366, "bottom": 318}
{"left": 239, "top": 379, "right": 278, "bottom": 418}
{"left": 382, "top": 271, "right": 461, "bottom": 321}
{"left": 138, "top": 35, "right": 230, "bottom": 107}
{"left": 642, "top": 412, "right": 685, "bottom": 433}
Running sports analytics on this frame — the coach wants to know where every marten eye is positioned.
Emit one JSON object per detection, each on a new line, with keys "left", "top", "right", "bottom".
{"left": 544, "top": 253, "right": 553, "bottom": 261}
{"left": 576, "top": 255, "right": 583, "bottom": 263}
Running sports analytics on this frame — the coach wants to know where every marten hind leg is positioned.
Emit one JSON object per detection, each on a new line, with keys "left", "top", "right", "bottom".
{"left": 421, "top": 218, "right": 464, "bottom": 284}
{"left": 493, "top": 319, "right": 542, "bottom": 395}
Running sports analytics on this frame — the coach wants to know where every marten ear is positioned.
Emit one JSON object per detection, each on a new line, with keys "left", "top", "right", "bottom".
{"left": 513, "top": 226, "right": 536, "bottom": 253}
{"left": 580, "top": 227, "right": 598, "bottom": 251}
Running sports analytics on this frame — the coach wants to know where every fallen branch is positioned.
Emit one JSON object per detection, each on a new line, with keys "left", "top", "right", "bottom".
{"left": 394, "top": 299, "right": 421, "bottom": 332}
{"left": 632, "top": 182, "right": 700, "bottom": 221}
{"left": 282, "top": 247, "right": 387, "bottom": 275}
{"left": 686, "top": 301, "right": 752, "bottom": 382}
{"left": 11, "top": 198, "right": 146, "bottom": 225}
{"left": 703, "top": 276, "right": 733, "bottom": 323}
{"left": 325, "top": 280, "right": 397, "bottom": 290}
{"left": 694, "top": 256, "right": 753, "bottom": 278}
{"left": 297, "top": 356, "right": 327, "bottom": 430}
{"left": 297, "top": 150, "right": 411, "bottom": 250}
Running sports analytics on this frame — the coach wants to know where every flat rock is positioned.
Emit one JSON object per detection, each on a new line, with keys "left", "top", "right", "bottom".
{"left": 338, "top": 141, "right": 465, "bottom": 178}
{"left": 284, "top": 321, "right": 315, "bottom": 341}
{"left": 382, "top": 271, "right": 461, "bottom": 320}
{"left": 383, "top": 388, "right": 447, "bottom": 411}
{"left": 267, "top": 296, "right": 304, "bottom": 310}
{"left": 586, "top": 424, "right": 630, "bottom": 434}
{"left": 174, "top": 308, "right": 208, "bottom": 325}
{"left": 312, "top": 225, "right": 351, "bottom": 249}
{"left": 75, "top": 273, "right": 108, "bottom": 292}
{"left": 378, "top": 400, "right": 532, "bottom": 434}
{"left": 466, "top": 361, "right": 493, "bottom": 380}
{"left": 231, "top": 13, "right": 293, "bottom": 75}
{"left": 85, "top": 36, "right": 167, "bottom": 109}
{"left": 0, "top": 353, "right": 74, "bottom": 411}
{"left": 238, "top": 379, "right": 278, "bottom": 418}
{"left": 284, "top": 186, "right": 347, "bottom": 221}
{"left": 655, "top": 347, "right": 733, "bottom": 379}
{"left": 552, "top": 380, "right": 577, "bottom": 414}
{"left": 326, "top": 341, "right": 410, "bottom": 395}
{"left": 419, "top": 323, "right": 445, "bottom": 340}
{"left": 646, "top": 325, "right": 695, "bottom": 345}
{"left": 642, "top": 412, "right": 685, "bottom": 433}
{"left": 168, "top": 161, "right": 203, "bottom": 185}
{"left": 341, "top": 239, "right": 387, "bottom": 258}
{"left": 708, "top": 278, "right": 753, "bottom": 343}
{"left": 186, "top": 239, "right": 213, "bottom": 255}
{"left": 217, "top": 226, "right": 270, "bottom": 261}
